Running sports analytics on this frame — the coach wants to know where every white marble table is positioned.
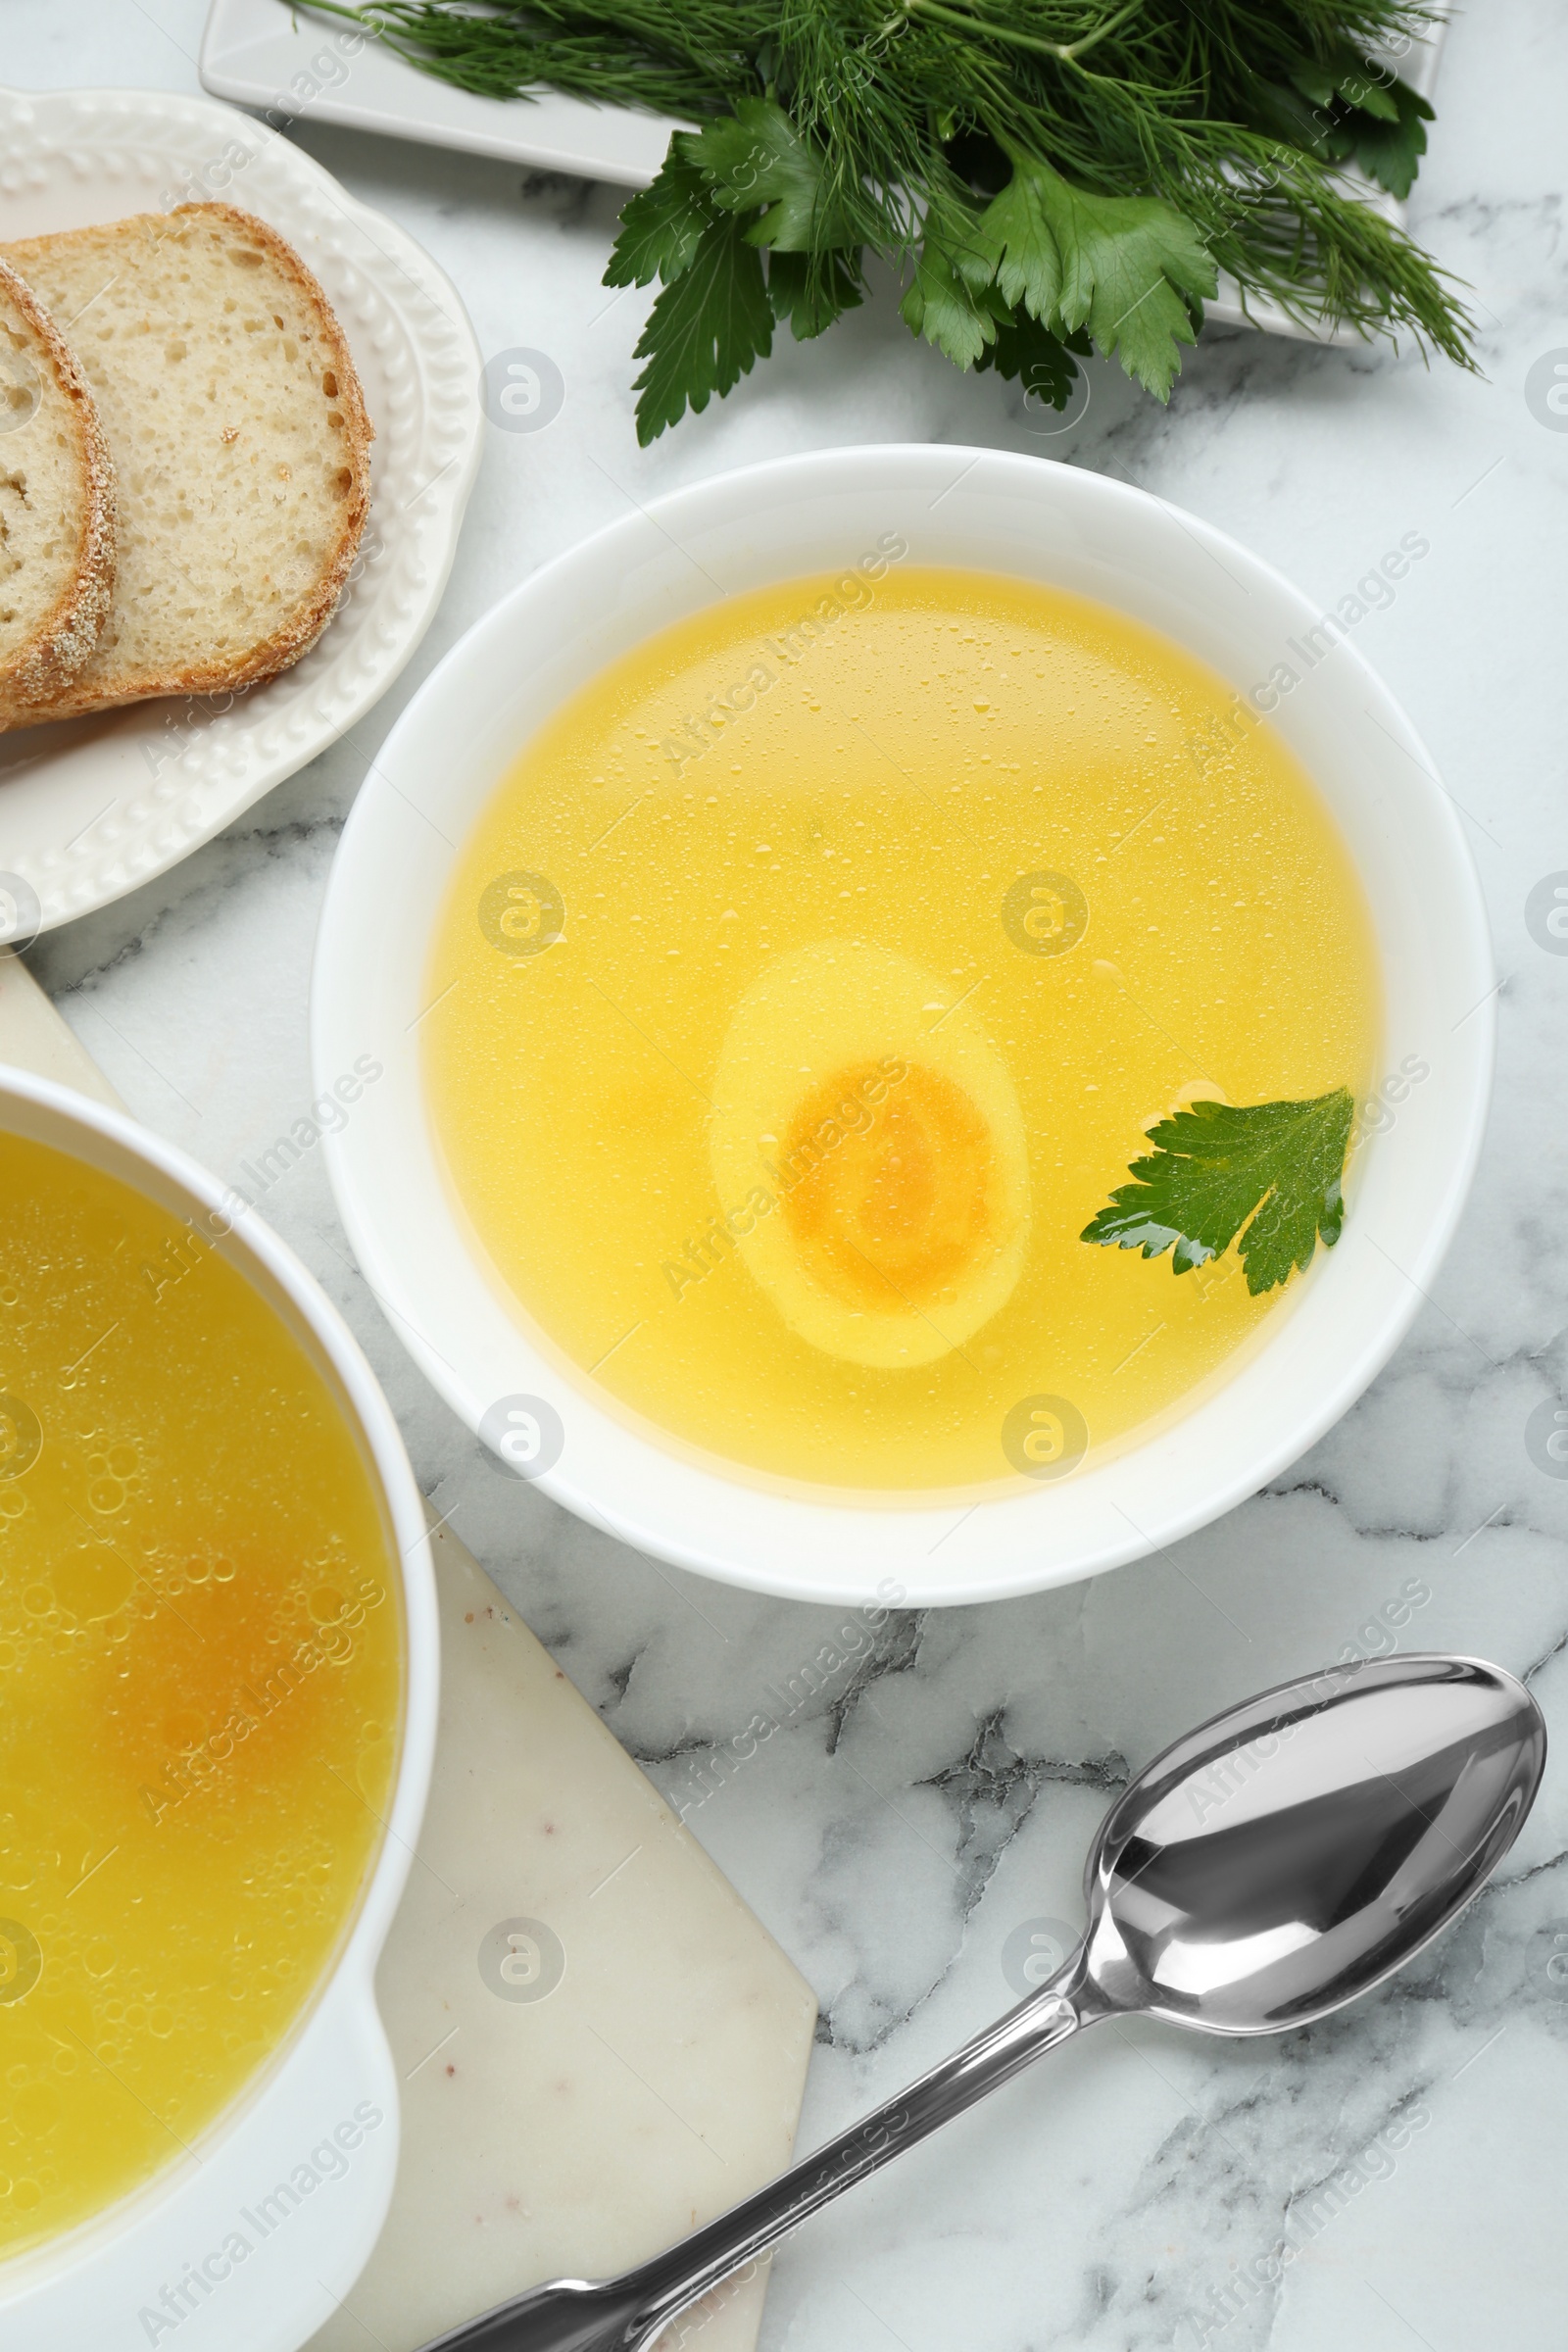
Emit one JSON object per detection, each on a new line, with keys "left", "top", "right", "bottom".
{"left": 11, "top": 5, "right": 1568, "bottom": 2345}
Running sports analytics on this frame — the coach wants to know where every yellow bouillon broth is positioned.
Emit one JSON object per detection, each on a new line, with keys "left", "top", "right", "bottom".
{"left": 0, "top": 1136, "right": 401, "bottom": 2257}
{"left": 427, "top": 564, "right": 1377, "bottom": 1489}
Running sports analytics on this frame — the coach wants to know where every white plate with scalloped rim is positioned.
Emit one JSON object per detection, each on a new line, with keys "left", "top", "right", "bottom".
{"left": 0, "top": 81, "right": 481, "bottom": 940}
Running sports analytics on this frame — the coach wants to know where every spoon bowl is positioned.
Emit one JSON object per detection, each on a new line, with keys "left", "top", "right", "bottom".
{"left": 1081, "top": 1651, "right": 1545, "bottom": 2034}
{"left": 423, "top": 1653, "right": 1545, "bottom": 2352}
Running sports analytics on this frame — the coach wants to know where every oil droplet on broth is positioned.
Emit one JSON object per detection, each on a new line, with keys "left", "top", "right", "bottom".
{"left": 424, "top": 566, "right": 1378, "bottom": 1489}
{"left": 0, "top": 1134, "right": 402, "bottom": 2259}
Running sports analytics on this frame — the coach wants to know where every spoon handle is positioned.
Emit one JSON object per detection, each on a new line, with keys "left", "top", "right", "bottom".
{"left": 420, "top": 1985, "right": 1084, "bottom": 2352}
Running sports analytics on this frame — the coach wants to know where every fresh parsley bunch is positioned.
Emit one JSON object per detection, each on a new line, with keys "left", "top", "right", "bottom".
{"left": 312, "top": 0, "right": 1471, "bottom": 443}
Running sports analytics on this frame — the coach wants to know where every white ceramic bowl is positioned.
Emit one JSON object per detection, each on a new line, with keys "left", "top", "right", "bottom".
{"left": 0, "top": 1070, "right": 438, "bottom": 2352}
{"left": 313, "top": 445, "right": 1492, "bottom": 1607}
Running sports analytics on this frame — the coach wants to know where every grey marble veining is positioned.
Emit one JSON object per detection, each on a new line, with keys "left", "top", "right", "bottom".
{"left": 11, "top": 3, "right": 1568, "bottom": 2345}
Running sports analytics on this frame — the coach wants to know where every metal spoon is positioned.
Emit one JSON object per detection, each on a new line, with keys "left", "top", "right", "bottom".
{"left": 421, "top": 1651, "right": 1544, "bottom": 2352}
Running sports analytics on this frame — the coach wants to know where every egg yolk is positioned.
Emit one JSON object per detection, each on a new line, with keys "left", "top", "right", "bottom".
{"left": 781, "top": 1061, "right": 997, "bottom": 1312}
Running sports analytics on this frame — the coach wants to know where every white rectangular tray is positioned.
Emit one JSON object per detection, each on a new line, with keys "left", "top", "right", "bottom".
{"left": 200, "top": 0, "right": 1446, "bottom": 346}
{"left": 199, "top": 0, "right": 682, "bottom": 184}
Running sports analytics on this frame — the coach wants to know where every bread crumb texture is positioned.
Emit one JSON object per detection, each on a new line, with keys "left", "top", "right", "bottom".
{"left": 0, "top": 258, "right": 115, "bottom": 726}
{"left": 1, "top": 204, "right": 372, "bottom": 718}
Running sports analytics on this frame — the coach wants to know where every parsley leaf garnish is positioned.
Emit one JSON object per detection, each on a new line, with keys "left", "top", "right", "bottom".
{"left": 602, "top": 148, "right": 714, "bottom": 292}
{"left": 1262, "top": 50, "right": 1435, "bottom": 201}
{"left": 608, "top": 105, "right": 862, "bottom": 436}
{"left": 685, "top": 94, "right": 857, "bottom": 252}
{"left": 1081, "top": 1090, "right": 1356, "bottom": 1298}
{"left": 624, "top": 207, "right": 775, "bottom": 444}
{"left": 902, "top": 227, "right": 1006, "bottom": 370}
{"left": 766, "top": 247, "right": 863, "bottom": 342}
{"left": 960, "top": 153, "right": 1216, "bottom": 397}
{"left": 973, "top": 309, "right": 1089, "bottom": 406}
{"left": 1330, "top": 79, "right": 1434, "bottom": 203}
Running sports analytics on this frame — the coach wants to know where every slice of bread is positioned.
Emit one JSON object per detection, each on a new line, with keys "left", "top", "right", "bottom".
{"left": 0, "top": 258, "right": 115, "bottom": 729}
{"left": 0, "top": 203, "right": 372, "bottom": 724}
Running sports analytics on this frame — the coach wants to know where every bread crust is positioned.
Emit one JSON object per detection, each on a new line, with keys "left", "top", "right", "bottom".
{"left": 0, "top": 257, "right": 117, "bottom": 730}
{"left": 1, "top": 203, "right": 373, "bottom": 725}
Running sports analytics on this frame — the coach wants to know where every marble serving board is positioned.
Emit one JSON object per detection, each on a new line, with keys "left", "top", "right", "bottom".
{"left": 308, "top": 1520, "right": 815, "bottom": 2352}
{"left": 0, "top": 951, "right": 818, "bottom": 2352}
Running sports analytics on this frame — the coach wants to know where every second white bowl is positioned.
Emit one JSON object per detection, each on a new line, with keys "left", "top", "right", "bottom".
{"left": 0, "top": 1069, "right": 438, "bottom": 2352}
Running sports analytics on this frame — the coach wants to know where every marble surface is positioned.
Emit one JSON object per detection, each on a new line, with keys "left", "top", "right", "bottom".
{"left": 9, "top": 4, "right": 1568, "bottom": 2346}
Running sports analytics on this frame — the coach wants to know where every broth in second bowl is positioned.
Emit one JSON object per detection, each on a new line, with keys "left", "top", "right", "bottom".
{"left": 0, "top": 1135, "right": 402, "bottom": 2259}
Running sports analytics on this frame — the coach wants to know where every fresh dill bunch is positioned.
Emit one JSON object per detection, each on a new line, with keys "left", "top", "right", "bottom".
{"left": 298, "top": 0, "right": 768, "bottom": 115}
{"left": 295, "top": 0, "right": 1472, "bottom": 443}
